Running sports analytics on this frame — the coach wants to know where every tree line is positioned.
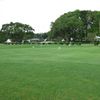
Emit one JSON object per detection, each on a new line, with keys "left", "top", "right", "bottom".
{"left": 48, "top": 10, "right": 100, "bottom": 43}
{"left": 0, "top": 10, "right": 100, "bottom": 44}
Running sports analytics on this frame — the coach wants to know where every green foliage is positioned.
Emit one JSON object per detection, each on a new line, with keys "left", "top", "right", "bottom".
{"left": 0, "top": 32, "right": 7, "bottom": 43}
{"left": 0, "top": 22, "right": 34, "bottom": 42}
{"left": 94, "top": 40, "right": 99, "bottom": 46}
{"left": 49, "top": 10, "right": 100, "bottom": 42}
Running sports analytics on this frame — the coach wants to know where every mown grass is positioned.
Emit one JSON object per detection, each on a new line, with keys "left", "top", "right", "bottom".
{"left": 0, "top": 44, "right": 100, "bottom": 100}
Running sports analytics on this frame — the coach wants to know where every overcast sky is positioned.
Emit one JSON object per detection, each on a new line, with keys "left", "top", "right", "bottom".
{"left": 0, "top": 0, "right": 100, "bottom": 33}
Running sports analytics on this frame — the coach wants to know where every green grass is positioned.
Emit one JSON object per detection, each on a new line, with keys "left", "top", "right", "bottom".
{"left": 0, "top": 44, "right": 100, "bottom": 100}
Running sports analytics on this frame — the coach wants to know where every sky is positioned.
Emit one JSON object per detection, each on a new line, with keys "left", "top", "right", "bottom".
{"left": 0, "top": 0, "right": 100, "bottom": 33}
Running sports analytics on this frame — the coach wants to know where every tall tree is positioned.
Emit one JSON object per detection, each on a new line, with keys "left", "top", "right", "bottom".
{"left": 50, "top": 10, "right": 84, "bottom": 42}
{"left": 49, "top": 10, "right": 100, "bottom": 42}
{"left": 0, "top": 22, "right": 35, "bottom": 42}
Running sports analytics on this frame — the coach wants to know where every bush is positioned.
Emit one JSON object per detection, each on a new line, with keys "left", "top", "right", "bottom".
{"left": 94, "top": 41, "right": 99, "bottom": 46}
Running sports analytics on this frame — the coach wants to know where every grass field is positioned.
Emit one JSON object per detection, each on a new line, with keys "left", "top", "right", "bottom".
{"left": 0, "top": 44, "right": 100, "bottom": 100}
